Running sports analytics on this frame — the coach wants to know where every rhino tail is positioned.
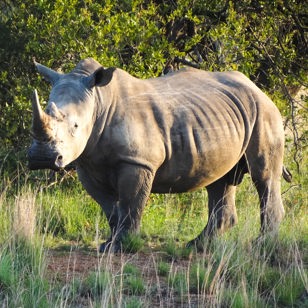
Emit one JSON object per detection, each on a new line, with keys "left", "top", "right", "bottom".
{"left": 282, "top": 166, "right": 292, "bottom": 183}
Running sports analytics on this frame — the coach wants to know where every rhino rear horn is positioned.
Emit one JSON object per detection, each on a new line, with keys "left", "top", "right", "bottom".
{"left": 34, "top": 60, "right": 61, "bottom": 85}
{"left": 31, "top": 89, "right": 51, "bottom": 139}
{"left": 49, "top": 102, "right": 65, "bottom": 120}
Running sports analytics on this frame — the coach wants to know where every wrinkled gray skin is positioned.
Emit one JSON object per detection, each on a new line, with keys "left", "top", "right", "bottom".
{"left": 28, "top": 58, "right": 289, "bottom": 252}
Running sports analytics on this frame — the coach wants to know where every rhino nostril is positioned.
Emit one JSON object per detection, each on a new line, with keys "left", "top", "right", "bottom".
{"left": 55, "top": 155, "right": 64, "bottom": 169}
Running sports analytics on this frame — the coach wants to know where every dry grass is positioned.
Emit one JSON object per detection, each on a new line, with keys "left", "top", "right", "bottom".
{"left": 13, "top": 190, "right": 37, "bottom": 240}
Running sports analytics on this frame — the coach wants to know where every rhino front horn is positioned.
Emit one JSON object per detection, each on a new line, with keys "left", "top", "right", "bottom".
{"left": 31, "top": 89, "right": 51, "bottom": 139}
{"left": 32, "top": 89, "right": 43, "bottom": 118}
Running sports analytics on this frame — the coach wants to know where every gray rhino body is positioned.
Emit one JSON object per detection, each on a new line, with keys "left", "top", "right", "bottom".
{"left": 28, "top": 58, "right": 289, "bottom": 251}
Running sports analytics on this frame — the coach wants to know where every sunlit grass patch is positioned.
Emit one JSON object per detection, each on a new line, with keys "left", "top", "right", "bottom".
{"left": 121, "top": 233, "right": 145, "bottom": 253}
{"left": 157, "top": 260, "right": 170, "bottom": 276}
{"left": 82, "top": 270, "right": 112, "bottom": 298}
{"left": 38, "top": 186, "right": 108, "bottom": 245}
{"left": 142, "top": 190, "right": 208, "bottom": 244}
{"left": 0, "top": 236, "right": 49, "bottom": 307}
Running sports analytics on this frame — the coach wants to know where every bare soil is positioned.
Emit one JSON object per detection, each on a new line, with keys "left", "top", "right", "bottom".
{"left": 47, "top": 249, "right": 208, "bottom": 307}
{"left": 46, "top": 248, "right": 210, "bottom": 307}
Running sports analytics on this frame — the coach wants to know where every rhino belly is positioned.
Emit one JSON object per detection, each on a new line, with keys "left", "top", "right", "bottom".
{"left": 151, "top": 141, "right": 243, "bottom": 193}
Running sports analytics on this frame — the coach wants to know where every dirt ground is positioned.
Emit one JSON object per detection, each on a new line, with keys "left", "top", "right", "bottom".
{"left": 46, "top": 247, "right": 209, "bottom": 307}
{"left": 46, "top": 248, "right": 168, "bottom": 283}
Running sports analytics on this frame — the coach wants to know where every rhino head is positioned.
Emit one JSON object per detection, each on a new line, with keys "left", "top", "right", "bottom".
{"left": 28, "top": 59, "right": 114, "bottom": 170}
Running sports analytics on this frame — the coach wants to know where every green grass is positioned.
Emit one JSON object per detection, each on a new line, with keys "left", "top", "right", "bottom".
{"left": 157, "top": 261, "right": 170, "bottom": 276}
{"left": 0, "top": 144, "right": 307, "bottom": 307}
{"left": 121, "top": 234, "right": 145, "bottom": 253}
{"left": 82, "top": 270, "right": 112, "bottom": 297}
{"left": 0, "top": 237, "right": 49, "bottom": 307}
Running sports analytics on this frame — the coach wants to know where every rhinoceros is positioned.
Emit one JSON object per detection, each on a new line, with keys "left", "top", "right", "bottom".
{"left": 28, "top": 58, "right": 291, "bottom": 252}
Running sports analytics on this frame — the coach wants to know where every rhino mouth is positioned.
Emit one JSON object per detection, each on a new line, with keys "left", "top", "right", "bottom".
{"left": 28, "top": 148, "right": 63, "bottom": 171}
{"left": 28, "top": 158, "right": 61, "bottom": 171}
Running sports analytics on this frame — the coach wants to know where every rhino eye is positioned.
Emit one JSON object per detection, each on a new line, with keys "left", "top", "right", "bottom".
{"left": 70, "top": 123, "right": 79, "bottom": 137}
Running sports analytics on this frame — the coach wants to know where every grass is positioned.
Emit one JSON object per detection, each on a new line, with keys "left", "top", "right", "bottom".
{"left": 0, "top": 144, "right": 307, "bottom": 307}
{"left": 121, "top": 234, "right": 145, "bottom": 254}
{"left": 158, "top": 261, "right": 170, "bottom": 276}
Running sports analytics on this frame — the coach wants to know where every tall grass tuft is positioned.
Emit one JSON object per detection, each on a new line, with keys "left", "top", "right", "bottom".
{"left": 13, "top": 189, "right": 37, "bottom": 240}
{"left": 0, "top": 186, "right": 50, "bottom": 307}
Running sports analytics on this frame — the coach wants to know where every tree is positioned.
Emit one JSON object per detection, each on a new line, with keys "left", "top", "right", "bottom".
{"left": 0, "top": 0, "right": 307, "bottom": 159}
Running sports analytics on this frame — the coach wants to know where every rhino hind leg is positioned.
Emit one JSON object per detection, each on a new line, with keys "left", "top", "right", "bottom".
{"left": 247, "top": 155, "right": 285, "bottom": 234}
{"left": 206, "top": 181, "right": 238, "bottom": 235}
{"left": 187, "top": 176, "right": 238, "bottom": 250}
{"left": 187, "top": 158, "right": 249, "bottom": 250}
{"left": 245, "top": 122, "right": 285, "bottom": 234}
{"left": 255, "top": 179, "right": 284, "bottom": 234}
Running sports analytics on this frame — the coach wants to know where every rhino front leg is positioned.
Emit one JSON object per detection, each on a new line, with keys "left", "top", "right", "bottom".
{"left": 97, "top": 198, "right": 120, "bottom": 253}
{"left": 109, "top": 164, "right": 154, "bottom": 252}
{"left": 187, "top": 176, "right": 238, "bottom": 250}
{"left": 78, "top": 187, "right": 119, "bottom": 252}
{"left": 77, "top": 168, "right": 120, "bottom": 251}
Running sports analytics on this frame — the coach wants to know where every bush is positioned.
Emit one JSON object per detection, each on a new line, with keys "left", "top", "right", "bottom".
{"left": 0, "top": 0, "right": 306, "bottom": 152}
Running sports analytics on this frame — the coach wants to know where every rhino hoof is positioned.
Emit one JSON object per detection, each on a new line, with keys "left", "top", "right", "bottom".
{"left": 186, "top": 238, "right": 208, "bottom": 252}
{"left": 99, "top": 240, "right": 122, "bottom": 254}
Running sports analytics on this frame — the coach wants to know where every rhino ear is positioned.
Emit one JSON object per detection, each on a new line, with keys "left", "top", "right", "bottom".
{"left": 34, "top": 60, "right": 61, "bottom": 85}
{"left": 83, "top": 67, "right": 115, "bottom": 89}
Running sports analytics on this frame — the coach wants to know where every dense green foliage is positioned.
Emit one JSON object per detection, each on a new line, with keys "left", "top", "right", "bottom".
{"left": 0, "top": 0, "right": 307, "bottom": 150}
